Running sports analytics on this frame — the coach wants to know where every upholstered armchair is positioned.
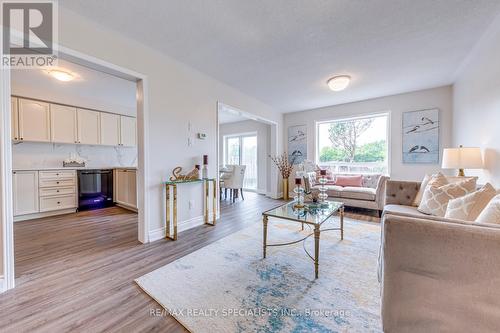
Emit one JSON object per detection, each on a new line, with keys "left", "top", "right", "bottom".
{"left": 221, "top": 165, "right": 246, "bottom": 202}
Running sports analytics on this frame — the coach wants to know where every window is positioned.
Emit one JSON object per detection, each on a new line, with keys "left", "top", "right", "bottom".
{"left": 316, "top": 113, "right": 389, "bottom": 174}
{"left": 224, "top": 134, "right": 258, "bottom": 189}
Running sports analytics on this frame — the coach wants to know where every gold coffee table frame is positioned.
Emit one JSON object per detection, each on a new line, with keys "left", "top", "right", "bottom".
{"left": 262, "top": 201, "right": 344, "bottom": 279}
{"left": 164, "top": 178, "right": 217, "bottom": 240}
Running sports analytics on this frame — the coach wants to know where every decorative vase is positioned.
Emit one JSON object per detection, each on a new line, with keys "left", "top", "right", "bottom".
{"left": 283, "top": 178, "right": 289, "bottom": 200}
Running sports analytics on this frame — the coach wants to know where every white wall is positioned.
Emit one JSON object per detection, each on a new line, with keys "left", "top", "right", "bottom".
{"left": 57, "top": 8, "right": 283, "bottom": 237}
{"left": 219, "top": 120, "right": 271, "bottom": 194}
{"left": 453, "top": 13, "right": 500, "bottom": 187}
{"left": 283, "top": 86, "right": 453, "bottom": 181}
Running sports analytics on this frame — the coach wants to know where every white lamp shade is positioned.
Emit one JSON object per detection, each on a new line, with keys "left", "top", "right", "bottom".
{"left": 442, "top": 147, "right": 483, "bottom": 169}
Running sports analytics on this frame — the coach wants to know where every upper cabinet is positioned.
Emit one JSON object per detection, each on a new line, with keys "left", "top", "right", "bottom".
{"left": 11, "top": 97, "right": 19, "bottom": 141}
{"left": 100, "top": 112, "right": 120, "bottom": 146}
{"left": 77, "top": 109, "right": 100, "bottom": 145}
{"left": 120, "top": 116, "right": 137, "bottom": 147}
{"left": 11, "top": 96, "right": 136, "bottom": 147}
{"left": 18, "top": 98, "right": 51, "bottom": 142}
{"left": 51, "top": 104, "right": 77, "bottom": 144}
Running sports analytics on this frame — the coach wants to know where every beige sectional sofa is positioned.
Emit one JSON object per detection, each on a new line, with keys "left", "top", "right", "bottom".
{"left": 381, "top": 180, "right": 500, "bottom": 332}
{"left": 305, "top": 173, "right": 389, "bottom": 215}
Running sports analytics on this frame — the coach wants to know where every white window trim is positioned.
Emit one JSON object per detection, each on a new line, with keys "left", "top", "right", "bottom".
{"left": 314, "top": 111, "right": 391, "bottom": 176}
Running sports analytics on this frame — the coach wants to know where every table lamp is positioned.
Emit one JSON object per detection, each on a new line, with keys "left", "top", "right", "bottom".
{"left": 442, "top": 145, "right": 483, "bottom": 176}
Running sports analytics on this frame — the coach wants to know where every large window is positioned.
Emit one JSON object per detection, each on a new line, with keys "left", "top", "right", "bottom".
{"left": 316, "top": 113, "right": 389, "bottom": 174}
{"left": 224, "top": 134, "right": 258, "bottom": 189}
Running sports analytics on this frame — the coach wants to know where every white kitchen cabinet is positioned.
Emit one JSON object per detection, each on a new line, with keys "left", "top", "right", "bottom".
{"left": 120, "top": 116, "right": 137, "bottom": 147}
{"left": 13, "top": 171, "right": 39, "bottom": 216}
{"left": 50, "top": 104, "right": 77, "bottom": 144}
{"left": 100, "top": 112, "right": 120, "bottom": 146}
{"left": 114, "top": 169, "right": 137, "bottom": 210}
{"left": 18, "top": 98, "right": 51, "bottom": 142}
{"left": 11, "top": 97, "right": 19, "bottom": 141}
{"left": 77, "top": 108, "right": 100, "bottom": 145}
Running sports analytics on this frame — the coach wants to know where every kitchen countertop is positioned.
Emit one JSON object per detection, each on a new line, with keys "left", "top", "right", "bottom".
{"left": 12, "top": 166, "right": 137, "bottom": 171}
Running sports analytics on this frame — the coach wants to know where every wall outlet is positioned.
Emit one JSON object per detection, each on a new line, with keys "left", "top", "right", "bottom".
{"left": 189, "top": 200, "right": 194, "bottom": 210}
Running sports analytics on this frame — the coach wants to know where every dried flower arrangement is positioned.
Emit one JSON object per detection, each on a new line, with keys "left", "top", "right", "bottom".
{"left": 269, "top": 153, "right": 296, "bottom": 179}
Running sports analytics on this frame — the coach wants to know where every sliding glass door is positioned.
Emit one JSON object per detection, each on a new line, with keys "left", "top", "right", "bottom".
{"left": 224, "top": 134, "right": 257, "bottom": 190}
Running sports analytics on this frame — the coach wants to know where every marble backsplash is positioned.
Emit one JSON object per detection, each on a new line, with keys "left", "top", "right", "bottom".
{"left": 12, "top": 142, "right": 137, "bottom": 169}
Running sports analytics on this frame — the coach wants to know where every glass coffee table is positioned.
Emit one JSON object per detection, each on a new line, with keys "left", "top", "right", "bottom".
{"left": 262, "top": 201, "right": 344, "bottom": 279}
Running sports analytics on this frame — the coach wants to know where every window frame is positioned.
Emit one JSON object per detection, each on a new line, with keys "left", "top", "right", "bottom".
{"left": 314, "top": 111, "right": 391, "bottom": 176}
{"left": 222, "top": 131, "right": 258, "bottom": 190}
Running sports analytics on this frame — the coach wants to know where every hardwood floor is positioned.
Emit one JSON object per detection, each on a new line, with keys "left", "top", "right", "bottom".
{"left": 0, "top": 192, "right": 379, "bottom": 332}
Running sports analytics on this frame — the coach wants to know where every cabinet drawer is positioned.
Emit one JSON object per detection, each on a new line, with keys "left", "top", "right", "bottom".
{"left": 39, "top": 178, "right": 75, "bottom": 188}
{"left": 39, "top": 186, "right": 75, "bottom": 197}
{"left": 39, "top": 195, "right": 76, "bottom": 212}
{"left": 39, "top": 170, "right": 75, "bottom": 180}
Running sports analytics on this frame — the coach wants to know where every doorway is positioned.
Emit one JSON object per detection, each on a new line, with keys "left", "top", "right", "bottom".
{"left": 0, "top": 46, "right": 149, "bottom": 292}
{"left": 224, "top": 133, "right": 258, "bottom": 190}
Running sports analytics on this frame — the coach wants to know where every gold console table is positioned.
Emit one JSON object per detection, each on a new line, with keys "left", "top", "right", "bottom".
{"left": 163, "top": 178, "right": 217, "bottom": 240}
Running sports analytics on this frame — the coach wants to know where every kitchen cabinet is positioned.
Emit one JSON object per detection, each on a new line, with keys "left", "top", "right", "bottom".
{"left": 120, "top": 116, "right": 137, "bottom": 147}
{"left": 38, "top": 170, "right": 77, "bottom": 212}
{"left": 13, "top": 171, "right": 39, "bottom": 216}
{"left": 11, "top": 97, "right": 19, "bottom": 140}
{"left": 50, "top": 104, "right": 77, "bottom": 144}
{"left": 114, "top": 169, "right": 137, "bottom": 210}
{"left": 100, "top": 112, "right": 120, "bottom": 146}
{"left": 77, "top": 108, "right": 100, "bottom": 145}
{"left": 18, "top": 98, "right": 51, "bottom": 142}
{"left": 13, "top": 169, "right": 77, "bottom": 220}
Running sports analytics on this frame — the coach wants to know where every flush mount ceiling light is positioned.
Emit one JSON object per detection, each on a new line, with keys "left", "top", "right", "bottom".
{"left": 48, "top": 69, "right": 74, "bottom": 82}
{"left": 327, "top": 75, "right": 351, "bottom": 91}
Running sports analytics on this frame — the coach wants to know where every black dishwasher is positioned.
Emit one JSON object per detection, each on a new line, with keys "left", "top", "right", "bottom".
{"left": 77, "top": 169, "right": 114, "bottom": 211}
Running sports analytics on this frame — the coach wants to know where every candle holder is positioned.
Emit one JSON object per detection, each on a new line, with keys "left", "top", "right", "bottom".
{"left": 318, "top": 170, "right": 328, "bottom": 203}
{"left": 293, "top": 177, "right": 305, "bottom": 209}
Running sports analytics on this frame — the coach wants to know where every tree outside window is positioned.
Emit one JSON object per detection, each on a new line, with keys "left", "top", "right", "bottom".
{"left": 317, "top": 114, "right": 388, "bottom": 174}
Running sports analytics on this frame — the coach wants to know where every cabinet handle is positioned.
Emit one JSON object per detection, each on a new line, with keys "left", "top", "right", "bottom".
{"left": 14, "top": 137, "right": 18, "bottom": 140}
{"left": 56, "top": 190, "right": 60, "bottom": 192}
{"left": 57, "top": 201, "right": 61, "bottom": 204}
{"left": 20, "top": 137, "right": 24, "bottom": 140}
{"left": 56, "top": 181, "right": 60, "bottom": 184}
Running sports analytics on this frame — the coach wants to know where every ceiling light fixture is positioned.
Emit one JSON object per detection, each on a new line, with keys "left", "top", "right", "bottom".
{"left": 48, "top": 70, "right": 74, "bottom": 82}
{"left": 327, "top": 75, "right": 351, "bottom": 91}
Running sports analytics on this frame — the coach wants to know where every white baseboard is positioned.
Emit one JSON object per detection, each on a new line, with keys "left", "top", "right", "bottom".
{"left": 0, "top": 277, "right": 4, "bottom": 293}
{"left": 13, "top": 208, "right": 77, "bottom": 222}
{"left": 149, "top": 212, "right": 220, "bottom": 242}
{"left": 267, "top": 192, "right": 283, "bottom": 199}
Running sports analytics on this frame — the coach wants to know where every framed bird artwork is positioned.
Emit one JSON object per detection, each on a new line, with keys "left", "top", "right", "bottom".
{"left": 402, "top": 108, "right": 440, "bottom": 164}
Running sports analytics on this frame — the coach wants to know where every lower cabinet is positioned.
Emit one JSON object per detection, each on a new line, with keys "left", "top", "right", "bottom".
{"left": 114, "top": 169, "right": 137, "bottom": 210}
{"left": 13, "top": 169, "right": 77, "bottom": 221}
{"left": 13, "top": 171, "right": 39, "bottom": 216}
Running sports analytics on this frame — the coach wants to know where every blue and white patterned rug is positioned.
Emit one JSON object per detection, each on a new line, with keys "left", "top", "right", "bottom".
{"left": 136, "top": 217, "right": 382, "bottom": 332}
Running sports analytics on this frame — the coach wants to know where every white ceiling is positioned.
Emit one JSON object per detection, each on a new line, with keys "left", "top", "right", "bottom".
{"left": 60, "top": 0, "right": 500, "bottom": 113}
{"left": 11, "top": 59, "right": 137, "bottom": 116}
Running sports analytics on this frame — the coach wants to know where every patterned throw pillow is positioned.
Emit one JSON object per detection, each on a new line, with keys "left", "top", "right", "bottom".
{"left": 476, "top": 194, "right": 500, "bottom": 224}
{"left": 417, "top": 178, "right": 477, "bottom": 217}
{"left": 412, "top": 173, "right": 448, "bottom": 206}
{"left": 445, "top": 183, "right": 497, "bottom": 221}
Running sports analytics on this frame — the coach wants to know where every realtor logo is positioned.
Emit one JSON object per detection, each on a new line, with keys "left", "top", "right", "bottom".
{"left": 2, "top": 0, "right": 58, "bottom": 68}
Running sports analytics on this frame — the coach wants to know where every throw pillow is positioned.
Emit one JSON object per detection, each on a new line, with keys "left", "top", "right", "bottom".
{"left": 476, "top": 194, "right": 500, "bottom": 224}
{"left": 412, "top": 173, "right": 448, "bottom": 206}
{"left": 445, "top": 183, "right": 497, "bottom": 221}
{"left": 417, "top": 178, "right": 476, "bottom": 217}
{"left": 335, "top": 175, "right": 363, "bottom": 187}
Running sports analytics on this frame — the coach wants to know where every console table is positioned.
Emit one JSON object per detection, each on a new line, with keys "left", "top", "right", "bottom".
{"left": 163, "top": 178, "right": 217, "bottom": 240}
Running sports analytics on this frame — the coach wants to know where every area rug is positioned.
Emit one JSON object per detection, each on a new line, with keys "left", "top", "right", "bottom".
{"left": 136, "top": 217, "right": 382, "bottom": 332}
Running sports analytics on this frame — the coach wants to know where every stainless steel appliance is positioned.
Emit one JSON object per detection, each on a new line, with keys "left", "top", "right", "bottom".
{"left": 77, "top": 169, "right": 114, "bottom": 211}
